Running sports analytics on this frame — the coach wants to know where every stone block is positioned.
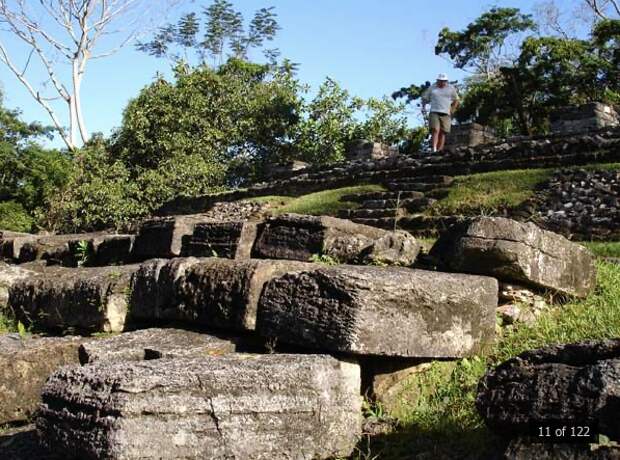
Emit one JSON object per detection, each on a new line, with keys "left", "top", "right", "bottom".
{"left": 346, "top": 139, "right": 397, "bottom": 161}
{"left": 181, "top": 220, "right": 259, "bottom": 259}
{"left": 131, "top": 257, "right": 317, "bottom": 331}
{"left": 476, "top": 339, "right": 620, "bottom": 440}
{"left": 131, "top": 215, "right": 213, "bottom": 260}
{"left": 430, "top": 217, "right": 596, "bottom": 298}
{"left": 0, "top": 262, "right": 40, "bottom": 310}
{"left": 79, "top": 328, "right": 236, "bottom": 364}
{"left": 9, "top": 265, "right": 140, "bottom": 333}
{"left": 0, "top": 232, "right": 133, "bottom": 266}
{"left": 37, "top": 354, "right": 362, "bottom": 460}
{"left": 257, "top": 265, "right": 498, "bottom": 358}
{"left": 252, "top": 214, "right": 387, "bottom": 263}
{"left": 0, "top": 334, "right": 84, "bottom": 423}
{"left": 358, "top": 230, "right": 420, "bottom": 266}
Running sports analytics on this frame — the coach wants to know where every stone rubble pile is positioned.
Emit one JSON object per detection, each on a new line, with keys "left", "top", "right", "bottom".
{"left": 0, "top": 213, "right": 599, "bottom": 459}
{"left": 525, "top": 168, "right": 620, "bottom": 241}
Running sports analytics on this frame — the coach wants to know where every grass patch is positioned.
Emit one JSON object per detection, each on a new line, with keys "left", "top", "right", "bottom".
{"left": 582, "top": 241, "right": 620, "bottom": 258}
{"left": 0, "top": 311, "right": 17, "bottom": 334}
{"left": 427, "top": 168, "right": 553, "bottom": 216}
{"left": 244, "top": 184, "right": 385, "bottom": 217}
{"left": 426, "top": 162, "right": 620, "bottom": 217}
{"left": 360, "top": 261, "right": 620, "bottom": 459}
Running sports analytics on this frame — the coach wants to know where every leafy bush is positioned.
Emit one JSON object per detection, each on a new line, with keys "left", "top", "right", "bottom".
{"left": 0, "top": 200, "right": 34, "bottom": 232}
{"left": 112, "top": 59, "right": 303, "bottom": 184}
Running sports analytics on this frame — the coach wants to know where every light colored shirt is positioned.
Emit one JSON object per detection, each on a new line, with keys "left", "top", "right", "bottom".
{"left": 421, "top": 84, "right": 459, "bottom": 114}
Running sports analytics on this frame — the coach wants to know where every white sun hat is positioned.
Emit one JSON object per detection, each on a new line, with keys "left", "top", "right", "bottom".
{"left": 437, "top": 73, "right": 449, "bottom": 81}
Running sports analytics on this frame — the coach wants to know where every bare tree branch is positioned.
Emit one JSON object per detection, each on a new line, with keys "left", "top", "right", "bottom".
{"left": 0, "top": 0, "right": 173, "bottom": 149}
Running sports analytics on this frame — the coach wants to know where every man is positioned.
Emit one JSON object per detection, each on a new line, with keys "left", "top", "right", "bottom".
{"left": 421, "top": 73, "right": 460, "bottom": 153}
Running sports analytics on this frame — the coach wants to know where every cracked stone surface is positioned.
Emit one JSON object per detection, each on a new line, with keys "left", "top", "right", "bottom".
{"left": 79, "top": 328, "right": 236, "bottom": 364}
{"left": 37, "top": 353, "right": 362, "bottom": 460}
{"left": 430, "top": 217, "right": 596, "bottom": 298}
{"left": 257, "top": 265, "right": 498, "bottom": 358}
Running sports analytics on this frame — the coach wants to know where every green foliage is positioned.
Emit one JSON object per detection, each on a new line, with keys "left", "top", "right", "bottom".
{"left": 136, "top": 0, "right": 281, "bottom": 66}
{"left": 435, "top": 7, "right": 536, "bottom": 74}
{"left": 113, "top": 59, "right": 302, "bottom": 185}
{"left": 17, "top": 320, "right": 28, "bottom": 339}
{"left": 74, "top": 240, "right": 91, "bottom": 266}
{"left": 295, "top": 78, "right": 408, "bottom": 164}
{"left": 309, "top": 253, "right": 339, "bottom": 265}
{"left": 0, "top": 92, "right": 69, "bottom": 229}
{"left": 582, "top": 241, "right": 620, "bottom": 258}
{"left": 0, "top": 200, "right": 34, "bottom": 232}
{"left": 46, "top": 140, "right": 144, "bottom": 232}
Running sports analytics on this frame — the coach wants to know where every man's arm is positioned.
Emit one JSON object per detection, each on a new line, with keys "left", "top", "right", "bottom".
{"left": 450, "top": 88, "right": 460, "bottom": 115}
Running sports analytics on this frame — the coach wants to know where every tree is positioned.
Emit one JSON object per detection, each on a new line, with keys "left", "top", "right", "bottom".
{"left": 137, "top": 0, "right": 281, "bottom": 67}
{"left": 0, "top": 0, "right": 171, "bottom": 150}
{"left": 111, "top": 59, "right": 302, "bottom": 181}
{"left": 295, "top": 78, "right": 408, "bottom": 165}
{"left": 435, "top": 7, "right": 536, "bottom": 76}
{"left": 0, "top": 91, "right": 70, "bottom": 231}
{"left": 583, "top": 0, "right": 620, "bottom": 19}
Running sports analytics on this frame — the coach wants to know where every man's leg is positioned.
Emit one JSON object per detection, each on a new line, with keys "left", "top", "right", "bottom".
{"left": 437, "top": 130, "right": 446, "bottom": 151}
{"left": 431, "top": 128, "right": 440, "bottom": 152}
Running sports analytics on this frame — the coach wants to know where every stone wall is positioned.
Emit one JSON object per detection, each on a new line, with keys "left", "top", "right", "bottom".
{"left": 157, "top": 127, "right": 620, "bottom": 216}
{"left": 550, "top": 102, "right": 619, "bottom": 134}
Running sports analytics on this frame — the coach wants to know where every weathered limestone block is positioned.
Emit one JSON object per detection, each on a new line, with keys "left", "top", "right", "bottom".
{"left": 181, "top": 220, "right": 260, "bottom": 259}
{"left": 257, "top": 265, "right": 498, "bottom": 358}
{"left": 131, "top": 214, "right": 213, "bottom": 260}
{"left": 0, "top": 262, "right": 40, "bottom": 310}
{"left": 131, "top": 257, "right": 317, "bottom": 331}
{"left": 37, "top": 354, "right": 362, "bottom": 460}
{"left": 476, "top": 339, "right": 620, "bottom": 440}
{"left": 79, "top": 328, "right": 236, "bottom": 364}
{"left": 252, "top": 214, "right": 387, "bottom": 263}
{"left": 358, "top": 230, "right": 420, "bottom": 266}
{"left": 0, "top": 231, "right": 37, "bottom": 261}
{"left": 0, "top": 334, "right": 84, "bottom": 423}
{"left": 0, "top": 232, "right": 133, "bottom": 266}
{"left": 550, "top": 102, "right": 619, "bottom": 133}
{"left": 345, "top": 139, "right": 397, "bottom": 161}
{"left": 430, "top": 217, "right": 596, "bottom": 298}
{"left": 9, "top": 265, "right": 139, "bottom": 333}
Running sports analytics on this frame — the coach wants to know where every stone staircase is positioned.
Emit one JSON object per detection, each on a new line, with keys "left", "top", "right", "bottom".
{"left": 338, "top": 175, "right": 454, "bottom": 230}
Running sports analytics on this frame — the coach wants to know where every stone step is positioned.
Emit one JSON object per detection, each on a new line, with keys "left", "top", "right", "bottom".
{"left": 349, "top": 217, "right": 397, "bottom": 229}
{"left": 0, "top": 232, "right": 133, "bottom": 266}
{"left": 38, "top": 354, "right": 362, "bottom": 460}
{"left": 402, "top": 197, "right": 437, "bottom": 213}
{"left": 387, "top": 180, "right": 454, "bottom": 193}
{"left": 425, "top": 187, "right": 451, "bottom": 199}
{"left": 0, "top": 334, "right": 86, "bottom": 424}
{"left": 130, "top": 258, "right": 317, "bottom": 332}
{"left": 341, "top": 208, "right": 402, "bottom": 219}
{"left": 251, "top": 214, "right": 387, "bottom": 263}
{"left": 340, "top": 191, "right": 425, "bottom": 203}
{"left": 257, "top": 265, "right": 498, "bottom": 358}
{"left": 9, "top": 265, "right": 140, "bottom": 333}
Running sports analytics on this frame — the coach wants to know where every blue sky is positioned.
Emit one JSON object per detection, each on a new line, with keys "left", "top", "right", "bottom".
{"left": 0, "top": 0, "right": 586, "bottom": 148}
